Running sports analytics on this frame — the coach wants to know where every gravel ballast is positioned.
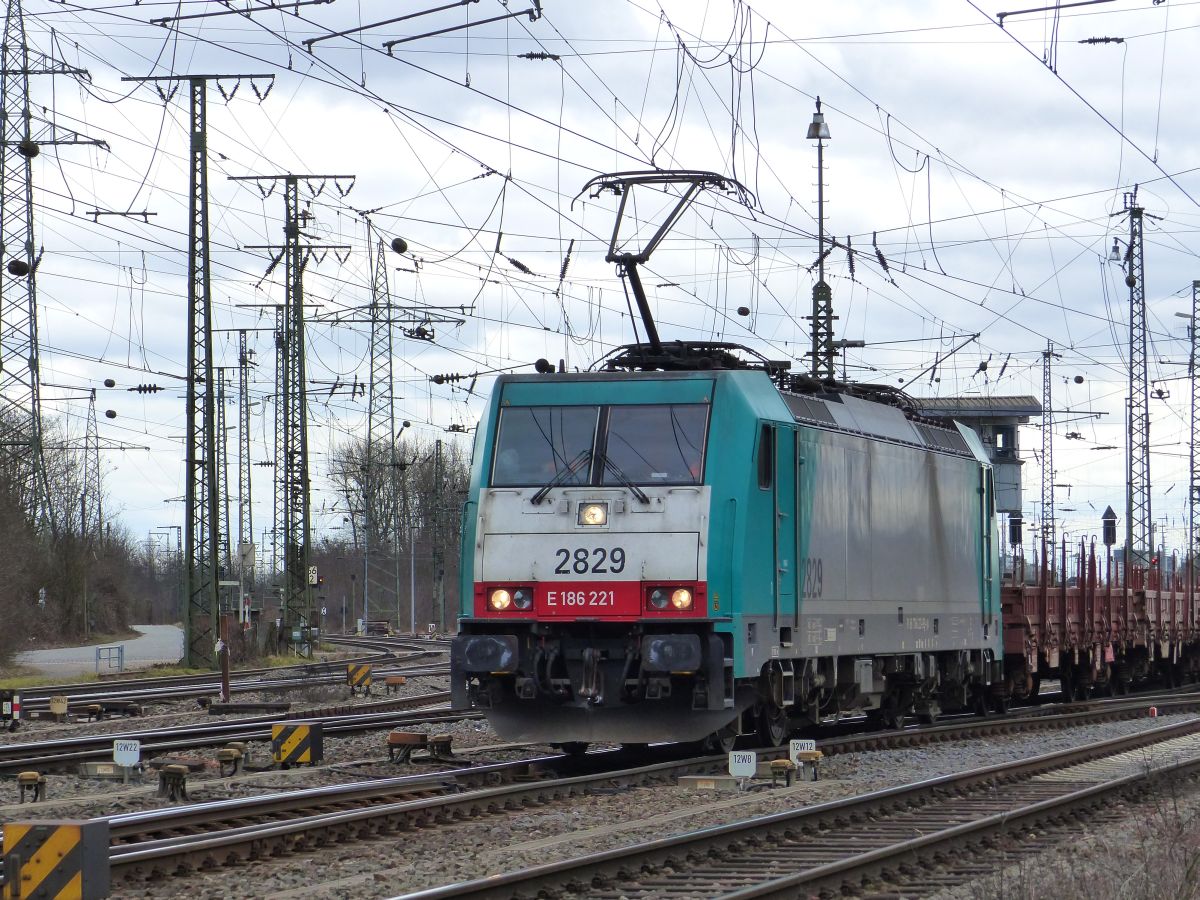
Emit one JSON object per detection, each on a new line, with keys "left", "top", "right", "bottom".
{"left": 8, "top": 708, "right": 1181, "bottom": 900}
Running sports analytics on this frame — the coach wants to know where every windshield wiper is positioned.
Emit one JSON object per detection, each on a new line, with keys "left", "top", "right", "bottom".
{"left": 530, "top": 449, "right": 592, "bottom": 505}
{"left": 601, "top": 455, "right": 650, "bottom": 504}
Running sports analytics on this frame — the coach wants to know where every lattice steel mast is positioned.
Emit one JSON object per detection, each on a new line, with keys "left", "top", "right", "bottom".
{"left": 0, "top": 1, "right": 104, "bottom": 532}
{"left": 124, "top": 73, "right": 272, "bottom": 667}
{"left": 272, "top": 304, "right": 285, "bottom": 584}
{"left": 1041, "top": 342, "right": 1058, "bottom": 578}
{"left": 1117, "top": 189, "right": 1151, "bottom": 566}
{"left": 237, "top": 330, "right": 255, "bottom": 601}
{"left": 233, "top": 173, "right": 353, "bottom": 652}
{"left": 364, "top": 235, "right": 396, "bottom": 629}
{"left": 81, "top": 388, "right": 100, "bottom": 538}
{"left": 215, "top": 367, "right": 232, "bottom": 577}
{"left": 1189, "top": 281, "right": 1199, "bottom": 614}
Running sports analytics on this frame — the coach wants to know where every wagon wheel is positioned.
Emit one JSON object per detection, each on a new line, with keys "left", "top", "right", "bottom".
{"left": 756, "top": 703, "right": 789, "bottom": 747}
{"left": 877, "top": 694, "right": 903, "bottom": 730}
{"left": 991, "top": 693, "right": 1010, "bottom": 715}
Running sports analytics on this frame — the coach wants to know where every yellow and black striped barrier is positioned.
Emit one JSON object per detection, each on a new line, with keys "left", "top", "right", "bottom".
{"left": 2, "top": 819, "right": 109, "bottom": 899}
{"left": 270, "top": 722, "right": 323, "bottom": 767}
{"left": 346, "top": 663, "right": 372, "bottom": 696}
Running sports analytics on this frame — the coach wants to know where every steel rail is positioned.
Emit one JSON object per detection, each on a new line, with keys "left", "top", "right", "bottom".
{"left": 99, "top": 707, "right": 1200, "bottom": 887}
{"left": 718, "top": 757, "right": 1200, "bottom": 898}
{"left": 17, "top": 649, "right": 445, "bottom": 708}
{"left": 0, "top": 693, "right": 457, "bottom": 774}
{"left": 396, "top": 716, "right": 1200, "bottom": 899}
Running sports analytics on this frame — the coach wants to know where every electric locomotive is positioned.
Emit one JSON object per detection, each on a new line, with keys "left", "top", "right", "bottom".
{"left": 451, "top": 170, "right": 1003, "bottom": 749}
{"left": 451, "top": 344, "right": 1004, "bottom": 749}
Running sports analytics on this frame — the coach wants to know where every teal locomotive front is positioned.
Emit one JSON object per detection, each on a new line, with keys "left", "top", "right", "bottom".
{"left": 451, "top": 368, "right": 1003, "bottom": 748}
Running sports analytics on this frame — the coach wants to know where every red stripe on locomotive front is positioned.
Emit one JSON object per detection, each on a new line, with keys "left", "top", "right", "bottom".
{"left": 473, "top": 582, "right": 707, "bottom": 620}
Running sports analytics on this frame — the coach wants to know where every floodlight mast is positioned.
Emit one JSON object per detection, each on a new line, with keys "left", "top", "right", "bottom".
{"left": 578, "top": 170, "right": 755, "bottom": 357}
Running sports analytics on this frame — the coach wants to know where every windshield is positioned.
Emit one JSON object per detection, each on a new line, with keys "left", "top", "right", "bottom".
{"left": 602, "top": 404, "right": 708, "bottom": 485}
{"left": 491, "top": 405, "right": 599, "bottom": 487}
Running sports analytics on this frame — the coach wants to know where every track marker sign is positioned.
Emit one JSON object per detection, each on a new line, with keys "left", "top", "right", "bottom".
{"left": 789, "top": 739, "right": 817, "bottom": 763}
{"left": 113, "top": 739, "right": 140, "bottom": 767}
{"left": 727, "top": 750, "right": 756, "bottom": 778}
{"left": 114, "top": 739, "right": 140, "bottom": 784}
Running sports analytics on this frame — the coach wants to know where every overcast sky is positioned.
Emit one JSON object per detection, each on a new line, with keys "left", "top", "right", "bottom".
{"left": 14, "top": 0, "right": 1200, "bottom": 559}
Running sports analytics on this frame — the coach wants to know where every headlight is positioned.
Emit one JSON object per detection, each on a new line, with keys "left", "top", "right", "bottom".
{"left": 670, "top": 588, "right": 693, "bottom": 610}
{"left": 488, "top": 589, "right": 513, "bottom": 611}
{"left": 648, "top": 588, "right": 669, "bottom": 610}
{"left": 512, "top": 588, "right": 534, "bottom": 610}
{"left": 578, "top": 501, "right": 608, "bottom": 526}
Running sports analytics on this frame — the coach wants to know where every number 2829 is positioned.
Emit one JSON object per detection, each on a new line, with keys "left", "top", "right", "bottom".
{"left": 554, "top": 547, "right": 626, "bottom": 574}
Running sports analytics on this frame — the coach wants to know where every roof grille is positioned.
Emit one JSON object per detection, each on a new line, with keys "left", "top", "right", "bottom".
{"left": 783, "top": 394, "right": 837, "bottom": 426}
{"left": 916, "top": 423, "right": 971, "bottom": 454}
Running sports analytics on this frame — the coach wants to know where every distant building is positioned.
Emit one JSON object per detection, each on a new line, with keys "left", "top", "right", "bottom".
{"left": 912, "top": 395, "right": 1042, "bottom": 516}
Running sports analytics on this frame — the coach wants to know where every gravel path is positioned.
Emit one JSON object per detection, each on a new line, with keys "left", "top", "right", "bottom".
{"left": 6, "top": 707, "right": 1182, "bottom": 900}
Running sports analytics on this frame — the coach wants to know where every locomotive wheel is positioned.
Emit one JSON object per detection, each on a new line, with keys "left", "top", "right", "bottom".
{"left": 916, "top": 700, "right": 940, "bottom": 726}
{"left": 559, "top": 742, "right": 589, "bottom": 756}
{"left": 971, "top": 689, "right": 989, "bottom": 717}
{"left": 877, "top": 696, "right": 903, "bottom": 731}
{"left": 756, "top": 704, "right": 788, "bottom": 747}
{"left": 705, "top": 722, "right": 738, "bottom": 754}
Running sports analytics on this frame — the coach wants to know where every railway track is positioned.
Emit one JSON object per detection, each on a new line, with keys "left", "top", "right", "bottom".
{"left": 75, "top": 692, "right": 1200, "bottom": 887}
{"left": 399, "top": 716, "right": 1200, "bottom": 899}
{"left": 0, "top": 692, "right": 461, "bottom": 775}
{"left": 17, "top": 639, "right": 447, "bottom": 711}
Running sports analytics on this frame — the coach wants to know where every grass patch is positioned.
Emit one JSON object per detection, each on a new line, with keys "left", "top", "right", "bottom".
{"left": 0, "top": 670, "right": 102, "bottom": 690}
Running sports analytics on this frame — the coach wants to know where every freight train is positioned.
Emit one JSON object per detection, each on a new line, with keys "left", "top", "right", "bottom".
{"left": 449, "top": 169, "right": 1199, "bottom": 751}
{"left": 450, "top": 343, "right": 1006, "bottom": 750}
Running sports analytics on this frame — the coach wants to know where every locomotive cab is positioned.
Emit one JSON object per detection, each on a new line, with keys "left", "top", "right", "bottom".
{"left": 452, "top": 372, "right": 742, "bottom": 745}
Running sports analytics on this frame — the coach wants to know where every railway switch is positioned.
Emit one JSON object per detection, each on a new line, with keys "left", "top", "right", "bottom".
{"left": 216, "top": 744, "right": 245, "bottom": 777}
{"left": 271, "top": 722, "right": 324, "bottom": 767}
{"left": 2, "top": 819, "right": 109, "bottom": 900}
{"left": 769, "top": 759, "right": 796, "bottom": 787}
{"left": 347, "top": 663, "right": 373, "bottom": 697}
{"left": 157, "top": 765, "right": 189, "bottom": 801}
{"left": 387, "top": 730, "right": 427, "bottom": 763}
{"left": 795, "top": 749, "right": 823, "bottom": 781}
{"left": 48, "top": 696, "right": 68, "bottom": 723}
{"left": 16, "top": 772, "right": 46, "bottom": 803}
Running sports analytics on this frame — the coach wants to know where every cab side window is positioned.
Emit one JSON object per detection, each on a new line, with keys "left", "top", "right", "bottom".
{"left": 758, "top": 424, "right": 774, "bottom": 489}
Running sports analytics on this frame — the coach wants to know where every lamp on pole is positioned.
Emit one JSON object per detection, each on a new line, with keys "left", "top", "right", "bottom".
{"left": 806, "top": 97, "right": 835, "bottom": 381}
